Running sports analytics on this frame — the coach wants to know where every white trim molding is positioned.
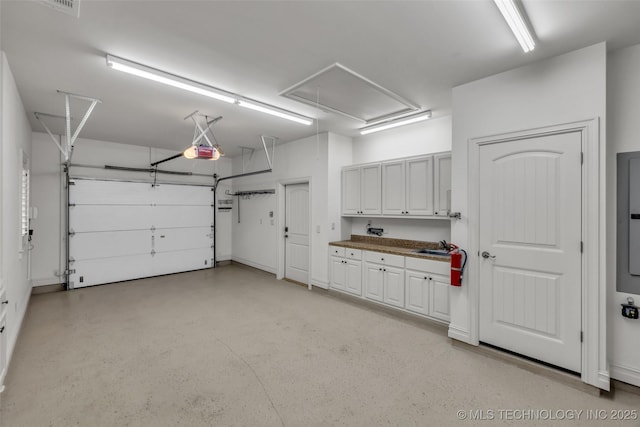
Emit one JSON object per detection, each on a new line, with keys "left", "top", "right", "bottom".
{"left": 610, "top": 363, "right": 640, "bottom": 387}
{"left": 448, "top": 324, "right": 472, "bottom": 344}
{"left": 466, "top": 119, "right": 608, "bottom": 390}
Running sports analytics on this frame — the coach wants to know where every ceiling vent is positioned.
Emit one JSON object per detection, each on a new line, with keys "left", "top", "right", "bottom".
{"left": 280, "top": 63, "right": 419, "bottom": 124}
{"left": 39, "top": 0, "right": 80, "bottom": 18}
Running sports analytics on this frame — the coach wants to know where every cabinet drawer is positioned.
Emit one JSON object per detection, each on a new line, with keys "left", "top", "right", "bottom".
{"left": 405, "top": 256, "right": 449, "bottom": 276}
{"left": 329, "top": 245, "right": 346, "bottom": 257}
{"left": 345, "top": 248, "right": 362, "bottom": 260}
{"left": 364, "top": 251, "right": 404, "bottom": 268}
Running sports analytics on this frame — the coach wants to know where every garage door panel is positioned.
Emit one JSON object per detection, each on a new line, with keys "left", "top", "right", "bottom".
{"left": 152, "top": 206, "right": 212, "bottom": 228}
{"left": 70, "top": 205, "right": 152, "bottom": 232}
{"left": 71, "top": 180, "right": 152, "bottom": 205}
{"left": 153, "top": 185, "right": 212, "bottom": 205}
{"left": 152, "top": 248, "right": 212, "bottom": 276}
{"left": 154, "top": 227, "right": 212, "bottom": 253}
{"left": 69, "top": 179, "right": 214, "bottom": 287}
{"left": 70, "top": 255, "right": 153, "bottom": 288}
{"left": 70, "top": 230, "right": 151, "bottom": 260}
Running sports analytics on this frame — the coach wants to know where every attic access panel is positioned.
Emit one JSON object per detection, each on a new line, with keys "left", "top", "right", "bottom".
{"left": 281, "top": 63, "right": 418, "bottom": 124}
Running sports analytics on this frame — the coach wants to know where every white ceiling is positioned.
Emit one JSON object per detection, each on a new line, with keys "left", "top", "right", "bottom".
{"left": 2, "top": 0, "right": 640, "bottom": 158}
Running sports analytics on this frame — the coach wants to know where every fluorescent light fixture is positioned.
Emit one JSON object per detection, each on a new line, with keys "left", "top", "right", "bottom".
{"left": 106, "top": 55, "right": 236, "bottom": 104}
{"left": 493, "top": 0, "right": 536, "bottom": 53}
{"left": 359, "top": 110, "right": 432, "bottom": 135}
{"left": 106, "top": 54, "right": 314, "bottom": 126}
{"left": 237, "top": 99, "right": 313, "bottom": 126}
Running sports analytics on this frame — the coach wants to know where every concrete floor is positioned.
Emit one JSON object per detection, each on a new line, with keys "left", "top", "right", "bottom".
{"left": 0, "top": 264, "right": 638, "bottom": 426}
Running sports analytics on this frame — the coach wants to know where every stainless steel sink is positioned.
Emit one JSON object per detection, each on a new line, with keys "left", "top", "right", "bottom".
{"left": 412, "top": 248, "right": 450, "bottom": 256}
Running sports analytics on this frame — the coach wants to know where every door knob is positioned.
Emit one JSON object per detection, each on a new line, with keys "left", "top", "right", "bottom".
{"left": 481, "top": 251, "right": 496, "bottom": 259}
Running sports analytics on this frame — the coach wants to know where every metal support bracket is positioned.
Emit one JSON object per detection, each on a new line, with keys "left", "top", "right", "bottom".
{"left": 34, "top": 90, "right": 102, "bottom": 163}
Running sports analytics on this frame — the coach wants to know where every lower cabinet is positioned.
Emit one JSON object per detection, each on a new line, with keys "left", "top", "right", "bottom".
{"left": 405, "top": 270, "right": 450, "bottom": 321}
{"left": 429, "top": 274, "right": 450, "bottom": 321}
{"left": 330, "top": 245, "right": 450, "bottom": 323}
{"left": 330, "top": 246, "right": 362, "bottom": 296}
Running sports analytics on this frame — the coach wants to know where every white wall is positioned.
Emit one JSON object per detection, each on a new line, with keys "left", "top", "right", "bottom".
{"left": 1, "top": 52, "right": 33, "bottom": 387}
{"left": 346, "top": 115, "right": 452, "bottom": 242}
{"left": 29, "top": 132, "right": 233, "bottom": 287}
{"left": 230, "top": 132, "right": 352, "bottom": 288}
{"left": 451, "top": 44, "right": 607, "bottom": 386}
{"left": 606, "top": 43, "right": 640, "bottom": 386}
{"left": 352, "top": 115, "right": 452, "bottom": 164}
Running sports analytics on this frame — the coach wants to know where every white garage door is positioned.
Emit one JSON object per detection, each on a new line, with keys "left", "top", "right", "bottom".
{"left": 68, "top": 179, "right": 213, "bottom": 288}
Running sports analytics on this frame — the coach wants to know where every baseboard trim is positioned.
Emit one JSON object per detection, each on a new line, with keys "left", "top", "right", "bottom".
{"left": 311, "top": 279, "right": 329, "bottom": 290}
{"left": 230, "top": 257, "right": 276, "bottom": 275}
{"left": 31, "top": 277, "right": 62, "bottom": 287}
{"left": 610, "top": 363, "right": 640, "bottom": 388}
{"left": 448, "top": 324, "right": 472, "bottom": 344}
{"left": 451, "top": 340, "right": 600, "bottom": 396}
{"left": 325, "top": 288, "right": 449, "bottom": 336}
{"left": 31, "top": 283, "right": 65, "bottom": 294}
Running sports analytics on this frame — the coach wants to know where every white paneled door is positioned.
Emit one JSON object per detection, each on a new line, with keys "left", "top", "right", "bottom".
{"left": 285, "top": 183, "right": 309, "bottom": 284}
{"left": 478, "top": 131, "right": 582, "bottom": 373}
{"left": 69, "top": 179, "right": 213, "bottom": 288}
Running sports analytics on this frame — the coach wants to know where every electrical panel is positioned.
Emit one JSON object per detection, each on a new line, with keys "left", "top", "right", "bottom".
{"left": 617, "top": 152, "right": 640, "bottom": 294}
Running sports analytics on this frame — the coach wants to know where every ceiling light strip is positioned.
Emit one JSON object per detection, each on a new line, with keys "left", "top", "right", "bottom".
{"left": 106, "top": 54, "right": 313, "bottom": 126}
{"left": 359, "top": 110, "right": 432, "bottom": 135}
{"left": 493, "top": 0, "right": 535, "bottom": 53}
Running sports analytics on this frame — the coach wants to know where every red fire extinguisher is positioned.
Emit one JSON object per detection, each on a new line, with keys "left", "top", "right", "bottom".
{"left": 444, "top": 242, "right": 467, "bottom": 287}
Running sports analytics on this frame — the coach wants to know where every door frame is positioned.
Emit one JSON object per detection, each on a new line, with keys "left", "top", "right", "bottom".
{"left": 276, "top": 178, "right": 312, "bottom": 290}
{"left": 467, "top": 119, "right": 608, "bottom": 390}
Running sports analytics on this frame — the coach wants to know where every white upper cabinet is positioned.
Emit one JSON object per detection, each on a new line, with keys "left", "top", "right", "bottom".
{"left": 382, "top": 161, "right": 406, "bottom": 215}
{"left": 342, "top": 164, "right": 381, "bottom": 215}
{"left": 342, "top": 166, "right": 361, "bottom": 215}
{"left": 343, "top": 152, "right": 449, "bottom": 218}
{"left": 406, "top": 156, "right": 434, "bottom": 216}
{"left": 360, "top": 164, "right": 381, "bottom": 215}
{"left": 433, "top": 153, "right": 452, "bottom": 216}
{"left": 382, "top": 156, "right": 433, "bottom": 216}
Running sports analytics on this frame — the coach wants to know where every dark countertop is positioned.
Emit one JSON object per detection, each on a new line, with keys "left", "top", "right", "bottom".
{"left": 329, "top": 235, "right": 450, "bottom": 263}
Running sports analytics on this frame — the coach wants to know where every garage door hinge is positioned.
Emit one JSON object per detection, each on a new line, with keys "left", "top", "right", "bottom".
{"left": 68, "top": 230, "right": 75, "bottom": 237}
{"left": 150, "top": 226, "right": 156, "bottom": 232}
{"left": 69, "top": 257, "right": 75, "bottom": 264}
{"left": 580, "top": 331, "right": 583, "bottom": 342}
{"left": 66, "top": 269, "right": 76, "bottom": 275}
{"left": 68, "top": 203, "right": 76, "bottom": 207}
{"left": 151, "top": 250, "right": 156, "bottom": 256}
{"left": 69, "top": 180, "right": 76, "bottom": 185}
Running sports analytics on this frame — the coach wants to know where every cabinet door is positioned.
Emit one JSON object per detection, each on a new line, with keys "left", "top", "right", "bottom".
{"left": 342, "top": 167, "right": 361, "bottom": 215}
{"left": 330, "top": 256, "right": 346, "bottom": 291}
{"left": 383, "top": 266, "right": 405, "bottom": 308}
{"left": 405, "top": 270, "right": 429, "bottom": 315}
{"left": 382, "top": 161, "right": 406, "bottom": 215}
{"left": 429, "top": 273, "right": 450, "bottom": 322}
{"left": 433, "top": 153, "right": 452, "bottom": 216}
{"left": 360, "top": 164, "right": 381, "bottom": 215}
{"left": 406, "top": 156, "right": 434, "bottom": 216}
{"left": 345, "top": 260, "right": 362, "bottom": 296}
{"left": 364, "top": 262, "right": 384, "bottom": 302}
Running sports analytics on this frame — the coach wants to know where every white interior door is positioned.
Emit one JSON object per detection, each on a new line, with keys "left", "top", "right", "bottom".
{"left": 285, "top": 183, "right": 309, "bottom": 284}
{"left": 478, "top": 131, "right": 582, "bottom": 373}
